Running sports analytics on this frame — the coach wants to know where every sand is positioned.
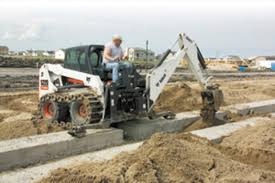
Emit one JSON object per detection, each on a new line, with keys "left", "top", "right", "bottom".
{"left": 207, "top": 62, "right": 238, "bottom": 71}
{"left": 219, "top": 121, "right": 275, "bottom": 171}
{"left": 217, "top": 78, "right": 275, "bottom": 106}
{"left": 0, "top": 91, "right": 63, "bottom": 141}
{"left": 40, "top": 131, "right": 275, "bottom": 183}
{"left": 155, "top": 78, "right": 275, "bottom": 113}
{"left": 154, "top": 82, "right": 201, "bottom": 113}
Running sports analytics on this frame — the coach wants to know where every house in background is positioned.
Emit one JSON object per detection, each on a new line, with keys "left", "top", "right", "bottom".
{"left": 250, "top": 56, "right": 275, "bottom": 69}
{"left": 26, "top": 50, "right": 37, "bottom": 57}
{"left": 43, "top": 51, "right": 55, "bottom": 57}
{"left": 222, "top": 55, "right": 243, "bottom": 62}
{"left": 18, "top": 51, "right": 27, "bottom": 56}
{"left": 55, "top": 49, "right": 65, "bottom": 60}
{"left": 205, "top": 57, "right": 219, "bottom": 61}
{"left": 35, "top": 50, "right": 45, "bottom": 56}
{"left": 25, "top": 50, "right": 54, "bottom": 57}
{"left": 127, "top": 47, "right": 155, "bottom": 61}
{"left": 248, "top": 56, "right": 275, "bottom": 62}
{"left": 0, "top": 46, "right": 9, "bottom": 55}
{"left": 8, "top": 51, "right": 17, "bottom": 56}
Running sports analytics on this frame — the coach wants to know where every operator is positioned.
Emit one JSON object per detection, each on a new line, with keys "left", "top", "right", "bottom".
{"left": 103, "top": 34, "right": 132, "bottom": 82}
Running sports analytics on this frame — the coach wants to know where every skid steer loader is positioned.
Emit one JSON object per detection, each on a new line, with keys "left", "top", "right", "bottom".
{"left": 32, "top": 33, "right": 223, "bottom": 136}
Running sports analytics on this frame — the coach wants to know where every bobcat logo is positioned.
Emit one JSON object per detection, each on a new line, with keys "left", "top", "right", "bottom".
{"left": 156, "top": 73, "right": 166, "bottom": 87}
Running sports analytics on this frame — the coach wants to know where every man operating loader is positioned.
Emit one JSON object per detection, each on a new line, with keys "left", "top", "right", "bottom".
{"left": 103, "top": 34, "right": 133, "bottom": 82}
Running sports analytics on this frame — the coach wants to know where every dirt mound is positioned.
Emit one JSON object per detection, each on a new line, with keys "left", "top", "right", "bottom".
{"left": 0, "top": 92, "right": 64, "bottom": 140}
{"left": 40, "top": 133, "right": 275, "bottom": 183}
{"left": 0, "top": 92, "right": 38, "bottom": 113}
{"left": 154, "top": 82, "right": 201, "bottom": 113}
{"left": 219, "top": 121, "right": 275, "bottom": 171}
{"left": 219, "top": 79, "right": 275, "bottom": 106}
{"left": 0, "top": 117, "right": 64, "bottom": 141}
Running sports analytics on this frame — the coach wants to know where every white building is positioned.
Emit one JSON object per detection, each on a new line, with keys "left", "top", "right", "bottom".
{"left": 253, "top": 56, "right": 275, "bottom": 69}
{"left": 18, "top": 51, "right": 27, "bottom": 56}
{"left": 43, "top": 51, "right": 55, "bottom": 57}
{"left": 127, "top": 47, "right": 155, "bottom": 61}
{"left": 26, "top": 50, "right": 38, "bottom": 57}
{"left": 55, "top": 49, "right": 65, "bottom": 60}
{"left": 222, "top": 55, "right": 243, "bottom": 62}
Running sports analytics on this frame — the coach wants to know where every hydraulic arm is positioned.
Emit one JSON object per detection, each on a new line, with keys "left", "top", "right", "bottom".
{"left": 146, "top": 33, "right": 223, "bottom": 124}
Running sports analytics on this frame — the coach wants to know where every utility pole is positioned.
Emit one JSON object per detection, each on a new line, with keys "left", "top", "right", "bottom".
{"left": 146, "top": 40, "right": 149, "bottom": 72}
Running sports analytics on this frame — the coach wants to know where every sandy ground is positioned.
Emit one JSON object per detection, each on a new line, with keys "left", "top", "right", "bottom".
{"left": 0, "top": 91, "right": 64, "bottom": 141}
{"left": 219, "top": 121, "right": 275, "bottom": 172}
{"left": 1, "top": 77, "right": 275, "bottom": 141}
{"left": 155, "top": 77, "right": 275, "bottom": 113}
{"left": 39, "top": 120, "right": 275, "bottom": 183}
{"left": 206, "top": 62, "right": 238, "bottom": 71}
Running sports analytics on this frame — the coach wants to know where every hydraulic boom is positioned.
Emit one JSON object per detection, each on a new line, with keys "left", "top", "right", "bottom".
{"left": 146, "top": 33, "right": 223, "bottom": 124}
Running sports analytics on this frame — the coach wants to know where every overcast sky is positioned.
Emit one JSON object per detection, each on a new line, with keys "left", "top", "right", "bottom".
{"left": 1, "top": 0, "right": 275, "bottom": 57}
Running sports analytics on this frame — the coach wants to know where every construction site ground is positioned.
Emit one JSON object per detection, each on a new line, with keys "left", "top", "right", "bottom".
{"left": 0, "top": 68, "right": 275, "bottom": 182}
{"left": 39, "top": 120, "right": 275, "bottom": 183}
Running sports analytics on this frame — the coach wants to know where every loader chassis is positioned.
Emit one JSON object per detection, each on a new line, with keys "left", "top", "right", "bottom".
{"left": 35, "top": 45, "right": 148, "bottom": 127}
{"left": 34, "top": 33, "right": 224, "bottom": 130}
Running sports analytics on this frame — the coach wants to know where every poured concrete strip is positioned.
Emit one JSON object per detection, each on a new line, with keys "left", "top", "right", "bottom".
{"left": 0, "top": 128, "right": 123, "bottom": 172}
{"left": 117, "top": 111, "right": 201, "bottom": 140}
{"left": 0, "top": 142, "right": 142, "bottom": 183}
{"left": 191, "top": 117, "right": 271, "bottom": 143}
{"left": 222, "top": 99, "right": 275, "bottom": 115}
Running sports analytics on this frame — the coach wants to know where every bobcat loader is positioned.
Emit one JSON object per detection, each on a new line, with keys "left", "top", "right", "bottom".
{"left": 33, "top": 33, "right": 223, "bottom": 135}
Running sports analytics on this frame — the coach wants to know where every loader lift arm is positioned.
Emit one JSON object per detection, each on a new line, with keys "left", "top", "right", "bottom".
{"left": 146, "top": 33, "right": 223, "bottom": 124}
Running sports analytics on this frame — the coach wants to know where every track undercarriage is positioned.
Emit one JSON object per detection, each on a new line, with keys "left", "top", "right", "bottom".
{"left": 32, "top": 88, "right": 106, "bottom": 136}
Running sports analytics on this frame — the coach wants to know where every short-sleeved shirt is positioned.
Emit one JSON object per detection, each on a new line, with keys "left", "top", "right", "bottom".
{"left": 103, "top": 42, "right": 124, "bottom": 63}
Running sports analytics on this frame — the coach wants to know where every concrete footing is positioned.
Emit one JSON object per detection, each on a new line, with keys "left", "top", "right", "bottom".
{"left": 223, "top": 99, "right": 275, "bottom": 115}
{"left": 0, "top": 128, "right": 123, "bottom": 172}
{"left": 191, "top": 117, "right": 271, "bottom": 143}
{"left": 0, "top": 142, "right": 143, "bottom": 183}
{"left": 117, "top": 112, "right": 201, "bottom": 140}
{"left": 116, "top": 99, "right": 275, "bottom": 141}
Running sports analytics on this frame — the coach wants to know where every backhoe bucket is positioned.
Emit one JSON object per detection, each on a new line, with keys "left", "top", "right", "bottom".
{"left": 200, "top": 86, "right": 224, "bottom": 125}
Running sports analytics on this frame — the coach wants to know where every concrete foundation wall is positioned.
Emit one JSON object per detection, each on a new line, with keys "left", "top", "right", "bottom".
{"left": 223, "top": 99, "right": 275, "bottom": 115}
{"left": 0, "top": 128, "right": 123, "bottom": 172}
{"left": 191, "top": 117, "right": 271, "bottom": 143}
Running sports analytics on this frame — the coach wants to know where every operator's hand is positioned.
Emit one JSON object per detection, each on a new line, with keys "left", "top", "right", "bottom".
{"left": 112, "top": 56, "right": 120, "bottom": 61}
{"left": 123, "top": 55, "right": 128, "bottom": 60}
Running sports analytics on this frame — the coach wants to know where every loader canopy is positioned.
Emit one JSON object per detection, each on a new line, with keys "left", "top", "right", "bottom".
{"left": 64, "top": 45, "right": 104, "bottom": 75}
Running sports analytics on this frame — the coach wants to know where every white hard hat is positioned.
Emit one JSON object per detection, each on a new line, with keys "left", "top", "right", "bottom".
{"left": 112, "top": 34, "right": 122, "bottom": 41}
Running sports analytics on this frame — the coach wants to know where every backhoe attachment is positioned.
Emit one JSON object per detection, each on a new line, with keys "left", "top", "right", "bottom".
{"left": 146, "top": 33, "right": 224, "bottom": 125}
